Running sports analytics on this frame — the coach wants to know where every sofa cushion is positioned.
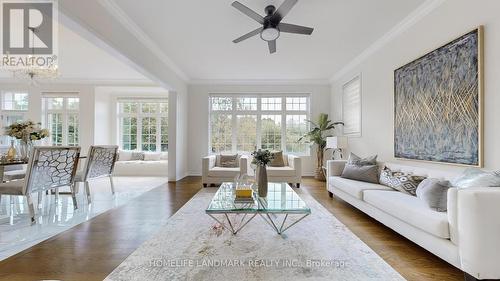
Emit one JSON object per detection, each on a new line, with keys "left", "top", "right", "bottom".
{"left": 416, "top": 179, "right": 451, "bottom": 212}
{"left": 269, "top": 151, "right": 285, "bottom": 167}
{"left": 118, "top": 150, "right": 133, "bottom": 161}
{"left": 452, "top": 168, "right": 500, "bottom": 188}
{"left": 144, "top": 152, "right": 161, "bottom": 161}
{"left": 363, "top": 190, "right": 450, "bottom": 239}
{"left": 341, "top": 164, "right": 379, "bottom": 184}
{"left": 379, "top": 166, "right": 426, "bottom": 196}
{"left": 113, "top": 160, "right": 168, "bottom": 177}
{"left": 216, "top": 154, "right": 239, "bottom": 168}
{"left": 267, "top": 166, "right": 296, "bottom": 177}
{"left": 208, "top": 167, "right": 241, "bottom": 177}
{"left": 329, "top": 176, "right": 393, "bottom": 200}
{"left": 347, "top": 153, "right": 378, "bottom": 166}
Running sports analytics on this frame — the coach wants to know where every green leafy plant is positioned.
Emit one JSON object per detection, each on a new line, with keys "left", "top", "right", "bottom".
{"left": 251, "top": 149, "right": 274, "bottom": 166}
{"left": 299, "top": 113, "right": 343, "bottom": 180}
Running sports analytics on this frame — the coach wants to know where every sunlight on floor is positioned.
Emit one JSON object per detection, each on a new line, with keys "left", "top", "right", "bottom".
{"left": 0, "top": 176, "right": 167, "bottom": 261}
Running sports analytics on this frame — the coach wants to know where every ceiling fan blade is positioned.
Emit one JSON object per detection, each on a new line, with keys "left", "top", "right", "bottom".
{"left": 268, "top": 40, "right": 276, "bottom": 54}
{"left": 278, "top": 23, "right": 314, "bottom": 35}
{"left": 271, "top": 0, "right": 298, "bottom": 23}
{"left": 233, "top": 27, "right": 263, "bottom": 43}
{"left": 231, "top": 1, "right": 264, "bottom": 24}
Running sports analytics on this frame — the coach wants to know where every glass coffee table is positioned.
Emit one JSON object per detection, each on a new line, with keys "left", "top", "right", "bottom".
{"left": 206, "top": 182, "right": 311, "bottom": 235}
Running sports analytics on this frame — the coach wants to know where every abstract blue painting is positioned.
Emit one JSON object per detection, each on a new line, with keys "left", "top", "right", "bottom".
{"left": 394, "top": 28, "right": 483, "bottom": 166}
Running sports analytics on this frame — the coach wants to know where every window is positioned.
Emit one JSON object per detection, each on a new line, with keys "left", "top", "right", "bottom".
{"left": 117, "top": 99, "right": 168, "bottom": 152}
{"left": 209, "top": 95, "right": 310, "bottom": 155}
{"left": 0, "top": 91, "right": 29, "bottom": 145}
{"left": 342, "top": 75, "right": 362, "bottom": 136}
{"left": 42, "top": 94, "right": 80, "bottom": 146}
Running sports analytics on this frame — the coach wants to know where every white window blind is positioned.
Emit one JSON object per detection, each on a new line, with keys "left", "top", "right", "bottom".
{"left": 342, "top": 76, "right": 361, "bottom": 136}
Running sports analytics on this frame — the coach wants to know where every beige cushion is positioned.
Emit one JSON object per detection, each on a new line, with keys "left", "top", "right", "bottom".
{"left": 0, "top": 180, "right": 25, "bottom": 195}
{"left": 329, "top": 176, "right": 393, "bottom": 200}
{"left": 266, "top": 166, "right": 296, "bottom": 177}
{"left": 208, "top": 167, "right": 240, "bottom": 177}
{"left": 269, "top": 151, "right": 285, "bottom": 167}
{"left": 144, "top": 152, "right": 162, "bottom": 161}
{"left": 216, "top": 154, "right": 239, "bottom": 168}
{"left": 364, "top": 190, "right": 450, "bottom": 239}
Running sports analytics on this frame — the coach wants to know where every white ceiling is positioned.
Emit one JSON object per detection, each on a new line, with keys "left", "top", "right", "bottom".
{"left": 112, "top": 0, "right": 425, "bottom": 81}
{"left": 0, "top": 20, "right": 149, "bottom": 82}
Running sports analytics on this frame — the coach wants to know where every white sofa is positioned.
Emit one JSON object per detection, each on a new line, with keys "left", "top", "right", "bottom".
{"left": 326, "top": 160, "right": 500, "bottom": 280}
{"left": 113, "top": 151, "right": 168, "bottom": 177}
{"left": 202, "top": 155, "right": 248, "bottom": 187}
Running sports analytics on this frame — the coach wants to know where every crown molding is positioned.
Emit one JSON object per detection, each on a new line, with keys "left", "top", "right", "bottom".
{"left": 330, "top": 0, "right": 446, "bottom": 83}
{"left": 0, "top": 77, "right": 155, "bottom": 86}
{"left": 99, "top": 0, "right": 190, "bottom": 82}
{"left": 188, "top": 79, "right": 331, "bottom": 86}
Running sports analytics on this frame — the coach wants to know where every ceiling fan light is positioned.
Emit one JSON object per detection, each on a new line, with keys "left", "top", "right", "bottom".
{"left": 260, "top": 27, "right": 280, "bottom": 41}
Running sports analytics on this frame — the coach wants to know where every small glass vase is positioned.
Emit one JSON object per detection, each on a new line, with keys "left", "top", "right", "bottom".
{"left": 18, "top": 139, "right": 33, "bottom": 160}
{"left": 256, "top": 164, "right": 268, "bottom": 197}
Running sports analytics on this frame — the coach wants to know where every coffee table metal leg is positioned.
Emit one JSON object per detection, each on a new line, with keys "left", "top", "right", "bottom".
{"left": 208, "top": 213, "right": 257, "bottom": 235}
{"left": 261, "top": 213, "right": 310, "bottom": 235}
{"left": 280, "top": 213, "right": 309, "bottom": 234}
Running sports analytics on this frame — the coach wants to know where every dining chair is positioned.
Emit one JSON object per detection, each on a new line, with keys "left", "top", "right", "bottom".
{"left": 0, "top": 146, "right": 80, "bottom": 224}
{"left": 73, "top": 145, "right": 118, "bottom": 204}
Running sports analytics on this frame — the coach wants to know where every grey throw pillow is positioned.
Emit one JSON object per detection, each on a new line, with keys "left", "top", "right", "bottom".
{"left": 130, "top": 152, "right": 145, "bottom": 161}
{"left": 379, "top": 167, "right": 426, "bottom": 196}
{"left": 452, "top": 168, "right": 500, "bottom": 188}
{"left": 347, "top": 153, "right": 378, "bottom": 166}
{"left": 217, "top": 154, "right": 239, "bottom": 168}
{"left": 416, "top": 179, "right": 451, "bottom": 212}
{"left": 341, "top": 164, "right": 379, "bottom": 184}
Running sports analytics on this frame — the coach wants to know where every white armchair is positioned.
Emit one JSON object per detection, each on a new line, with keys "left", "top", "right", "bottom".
{"left": 265, "top": 154, "right": 302, "bottom": 188}
{"left": 202, "top": 155, "right": 248, "bottom": 187}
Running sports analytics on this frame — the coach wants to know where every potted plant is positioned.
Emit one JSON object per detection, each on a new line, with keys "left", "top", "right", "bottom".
{"left": 251, "top": 149, "right": 273, "bottom": 197}
{"left": 299, "top": 113, "right": 343, "bottom": 181}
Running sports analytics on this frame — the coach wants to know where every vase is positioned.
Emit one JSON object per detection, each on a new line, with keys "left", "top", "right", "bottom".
{"left": 256, "top": 164, "right": 268, "bottom": 197}
{"left": 18, "top": 140, "right": 33, "bottom": 160}
{"left": 6, "top": 140, "right": 16, "bottom": 161}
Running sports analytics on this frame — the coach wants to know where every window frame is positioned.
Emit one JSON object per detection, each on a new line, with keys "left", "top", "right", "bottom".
{"left": 342, "top": 74, "right": 362, "bottom": 137}
{"left": 0, "top": 91, "right": 29, "bottom": 146}
{"left": 209, "top": 94, "right": 311, "bottom": 156}
{"left": 42, "top": 92, "right": 80, "bottom": 147}
{"left": 116, "top": 98, "right": 168, "bottom": 152}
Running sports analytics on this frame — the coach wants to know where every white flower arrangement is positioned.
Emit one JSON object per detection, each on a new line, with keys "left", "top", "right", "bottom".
{"left": 5, "top": 120, "right": 50, "bottom": 142}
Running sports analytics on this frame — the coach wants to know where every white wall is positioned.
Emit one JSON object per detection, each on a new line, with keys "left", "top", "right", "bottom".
{"left": 331, "top": 0, "right": 500, "bottom": 173}
{"left": 187, "top": 83, "right": 333, "bottom": 176}
{"left": 0, "top": 82, "right": 95, "bottom": 154}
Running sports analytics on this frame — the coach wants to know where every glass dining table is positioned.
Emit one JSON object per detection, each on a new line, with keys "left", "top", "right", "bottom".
{"left": 0, "top": 156, "right": 88, "bottom": 182}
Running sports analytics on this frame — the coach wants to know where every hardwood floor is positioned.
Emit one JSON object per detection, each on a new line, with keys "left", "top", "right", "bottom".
{"left": 0, "top": 177, "right": 462, "bottom": 281}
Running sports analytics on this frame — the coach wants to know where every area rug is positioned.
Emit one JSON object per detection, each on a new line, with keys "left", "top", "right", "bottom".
{"left": 105, "top": 188, "right": 405, "bottom": 281}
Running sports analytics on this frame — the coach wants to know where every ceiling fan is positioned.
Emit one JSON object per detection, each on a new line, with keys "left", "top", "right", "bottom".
{"left": 231, "top": 0, "right": 314, "bottom": 54}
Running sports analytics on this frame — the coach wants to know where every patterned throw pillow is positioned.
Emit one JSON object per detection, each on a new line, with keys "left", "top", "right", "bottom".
{"left": 130, "top": 152, "right": 145, "bottom": 161}
{"left": 269, "top": 151, "right": 285, "bottom": 167}
{"left": 379, "top": 167, "right": 426, "bottom": 196}
{"left": 347, "top": 153, "right": 378, "bottom": 166}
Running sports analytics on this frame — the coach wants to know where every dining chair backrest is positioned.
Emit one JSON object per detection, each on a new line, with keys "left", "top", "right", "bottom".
{"left": 23, "top": 146, "right": 81, "bottom": 195}
{"left": 83, "top": 145, "right": 119, "bottom": 181}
